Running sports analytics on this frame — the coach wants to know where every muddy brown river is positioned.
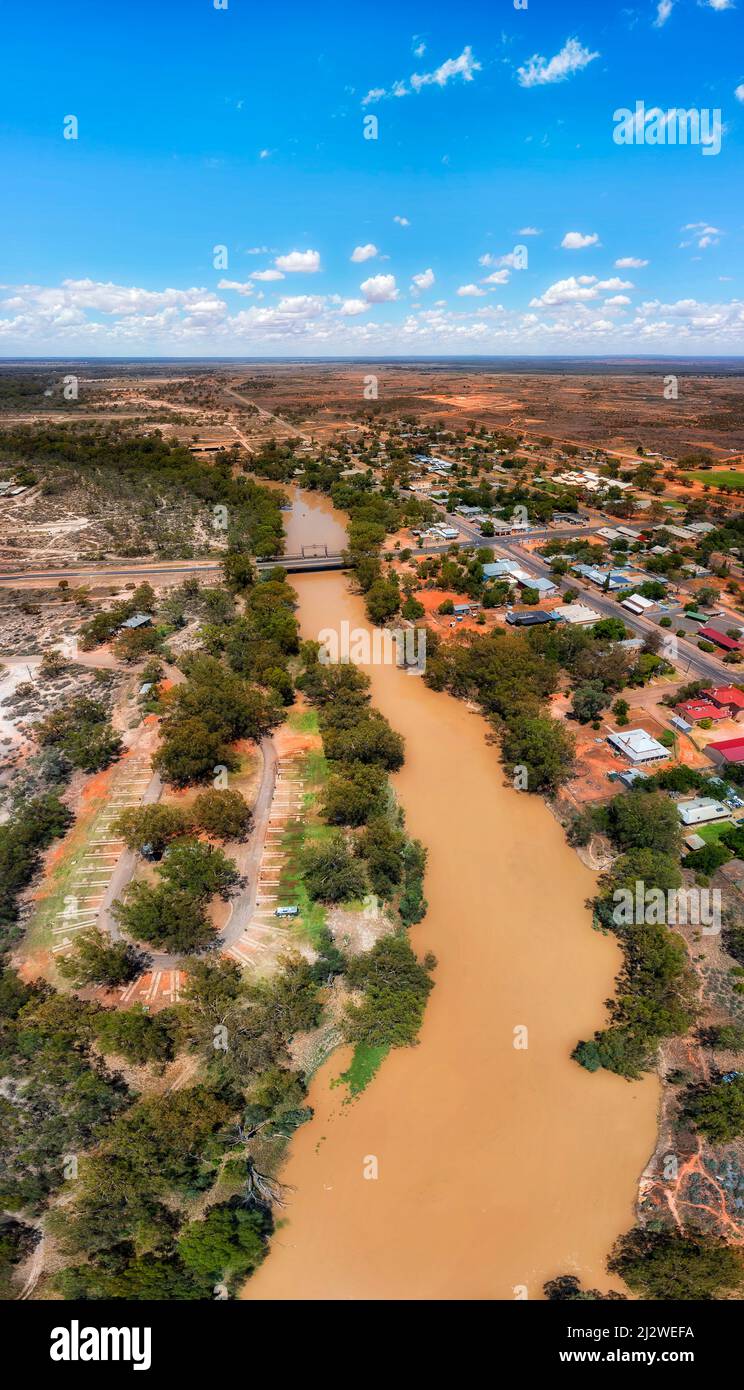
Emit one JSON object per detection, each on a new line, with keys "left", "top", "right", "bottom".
{"left": 244, "top": 489, "right": 658, "bottom": 1300}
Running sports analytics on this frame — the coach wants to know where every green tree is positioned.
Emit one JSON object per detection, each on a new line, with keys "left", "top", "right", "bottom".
{"left": 501, "top": 715, "right": 575, "bottom": 793}
{"left": 158, "top": 840, "right": 242, "bottom": 901}
{"left": 608, "top": 1227, "right": 744, "bottom": 1300}
{"left": 58, "top": 928, "right": 146, "bottom": 987}
{"left": 154, "top": 717, "right": 237, "bottom": 788}
{"left": 344, "top": 934, "right": 433, "bottom": 1048}
{"left": 321, "top": 764, "right": 387, "bottom": 826}
{"left": 683, "top": 1075, "right": 744, "bottom": 1142}
{"left": 94, "top": 1005, "right": 182, "bottom": 1066}
{"left": 113, "top": 883, "right": 214, "bottom": 953}
{"left": 571, "top": 683, "right": 611, "bottom": 723}
{"left": 177, "top": 1204, "right": 266, "bottom": 1282}
{"left": 607, "top": 791, "right": 682, "bottom": 856}
{"left": 191, "top": 788, "right": 253, "bottom": 841}
{"left": 365, "top": 577, "right": 400, "bottom": 624}
{"left": 302, "top": 834, "right": 368, "bottom": 903}
{"left": 112, "top": 804, "right": 193, "bottom": 856}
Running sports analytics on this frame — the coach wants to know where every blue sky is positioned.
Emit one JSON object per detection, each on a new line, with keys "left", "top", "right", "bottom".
{"left": 1, "top": 0, "right": 743, "bottom": 354}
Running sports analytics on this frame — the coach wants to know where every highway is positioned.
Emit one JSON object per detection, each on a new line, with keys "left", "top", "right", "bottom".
{"left": 0, "top": 518, "right": 735, "bottom": 684}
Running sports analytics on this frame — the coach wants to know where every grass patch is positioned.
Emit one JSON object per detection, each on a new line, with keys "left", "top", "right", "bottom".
{"left": 697, "top": 820, "right": 735, "bottom": 844}
{"left": 335, "top": 1042, "right": 390, "bottom": 1097}
{"left": 683, "top": 470, "right": 744, "bottom": 491}
{"left": 288, "top": 708, "right": 320, "bottom": 734}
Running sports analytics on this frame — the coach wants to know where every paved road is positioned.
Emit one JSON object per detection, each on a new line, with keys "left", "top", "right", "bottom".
{"left": 220, "top": 734, "right": 277, "bottom": 951}
{"left": 491, "top": 533, "right": 733, "bottom": 685}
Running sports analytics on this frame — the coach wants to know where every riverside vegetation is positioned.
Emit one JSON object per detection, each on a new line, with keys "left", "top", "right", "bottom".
{"left": 0, "top": 426, "right": 432, "bottom": 1299}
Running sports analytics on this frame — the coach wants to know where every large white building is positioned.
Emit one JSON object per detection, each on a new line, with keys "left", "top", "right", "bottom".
{"left": 607, "top": 728, "right": 670, "bottom": 763}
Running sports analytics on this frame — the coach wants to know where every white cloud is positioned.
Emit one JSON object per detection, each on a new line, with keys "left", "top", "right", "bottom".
{"left": 530, "top": 276, "right": 600, "bottom": 307}
{"left": 605, "top": 295, "right": 631, "bottom": 306}
{"left": 517, "top": 37, "right": 599, "bottom": 89}
{"left": 259, "top": 148, "right": 271, "bottom": 159}
{"left": 251, "top": 269, "right": 285, "bottom": 281}
{"left": 561, "top": 231, "right": 600, "bottom": 249}
{"left": 217, "top": 279, "right": 255, "bottom": 296}
{"left": 274, "top": 249, "right": 321, "bottom": 273}
{"left": 410, "top": 46, "right": 480, "bottom": 92}
{"left": 654, "top": 0, "right": 674, "bottom": 26}
{"left": 273, "top": 295, "right": 325, "bottom": 317}
{"left": 704, "top": 0, "right": 734, "bottom": 10}
{"left": 393, "top": 215, "right": 410, "bottom": 227}
{"left": 457, "top": 284, "right": 486, "bottom": 297}
{"left": 482, "top": 270, "right": 510, "bottom": 285}
{"left": 411, "top": 268, "right": 435, "bottom": 291}
{"left": 481, "top": 249, "right": 525, "bottom": 270}
{"left": 735, "top": 83, "right": 744, "bottom": 102}
{"left": 4, "top": 276, "right": 744, "bottom": 354}
{"left": 517, "top": 226, "right": 541, "bottom": 236}
{"left": 350, "top": 244, "right": 378, "bottom": 263}
{"left": 362, "top": 45, "right": 480, "bottom": 106}
{"left": 360, "top": 273, "right": 399, "bottom": 302}
{"left": 681, "top": 222, "right": 722, "bottom": 249}
{"left": 615, "top": 256, "right": 648, "bottom": 268}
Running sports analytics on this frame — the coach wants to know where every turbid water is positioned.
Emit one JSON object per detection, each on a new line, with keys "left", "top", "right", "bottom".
{"left": 245, "top": 489, "right": 658, "bottom": 1300}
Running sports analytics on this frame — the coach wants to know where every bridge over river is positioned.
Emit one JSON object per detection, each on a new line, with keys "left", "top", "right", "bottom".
{"left": 256, "top": 544, "right": 347, "bottom": 573}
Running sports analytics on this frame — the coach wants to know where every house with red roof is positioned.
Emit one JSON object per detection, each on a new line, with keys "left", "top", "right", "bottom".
{"left": 702, "top": 686, "right": 744, "bottom": 720}
{"left": 705, "top": 735, "right": 744, "bottom": 767}
{"left": 698, "top": 626, "right": 741, "bottom": 653}
{"left": 675, "top": 699, "right": 728, "bottom": 724}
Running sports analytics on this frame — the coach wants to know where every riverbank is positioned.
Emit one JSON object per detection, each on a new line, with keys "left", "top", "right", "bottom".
{"left": 243, "top": 560, "right": 659, "bottom": 1300}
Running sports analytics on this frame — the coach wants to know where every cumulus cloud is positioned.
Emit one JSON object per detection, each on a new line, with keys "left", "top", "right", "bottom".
{"left": 517, "top": 226, "right": 541, "bottom": 236}
{"left": 274, "top": 249, "right": 321, "bottom": 273}
{"left": 457, "top": 284, "right": 486, "bottom": 297}
{"left": 482, "top": 270, "right": 510, "bottom": 285}
{"left": 350, "top": 244, "right": 378, "bottom": 263}
{"left": 562, "top": 231, "right": 600, "bottom": 249}
{"left": 3, "top": 275, "right": 744, "bottom": 356}
{"left": 411, "top": 268, "right": 435, "bottom": 290}
{"left": 517, "top": 37, "right": 599, "bottom": 88}
{"left": 251, "top": 269, "right": 284, "bottom": 281}
{"left": 393, "top": 215, "right": 410, "bottom": 226}
{"left": 217, "top": 280, "right": 255, "bottom": 296}
{"left": 736, "top": 83, "right": 744, "bottom": 102}
{"left": 360, "top": 273, "right": 399, "bottom": 302}
{"left": 362, "top": 46, "right": 480, "bottom": 105}
{"left": 615, "top": 256, "right": 648, "bottom": 268}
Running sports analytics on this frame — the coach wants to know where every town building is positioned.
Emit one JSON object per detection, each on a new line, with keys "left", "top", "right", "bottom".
{"left": 698, "top": 626, "right": 741, "bottom": 653}
{"left": 705, "top": 736, "right": 744, "bottom": 767}
{"left": 677, "top": 796, "right": 731, "bottom": 827}
{"left": 675, "top": 700, "right": 729, "bottom": 724}
{"left": 702, "top": 686, "right": 744, "bottom": 719}
{"left": 607, "top": 728, "right": 670, "bottom": 763}
{"left": 621, "top": 593, "right": 656, "bottom": 615}
{"left": 505, "top": 610, "right": 556, "bottom": 627}
{"left": 553, "top": 603, "right": 601, "bottom": 625}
